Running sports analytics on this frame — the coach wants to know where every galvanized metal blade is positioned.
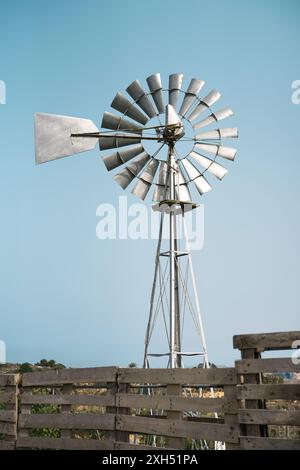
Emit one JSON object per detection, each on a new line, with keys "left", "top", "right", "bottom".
{"left": 187, "top": 90, "right": 222, "bottom": 121}
{"left": 179, "top": 78, "right": 205, "bottom": 117}
{"left": 111, "top": 92, "right": 148, "bottom": 125}
{"left": 102, "top": 144, "right": 144, "bottom": 171}
{"left": 132, "top": 159, "right": 159, "bottom": 200}
{"left": 126, "top": 80, "right": 156, "bottom": 118}
{"left": 113, "top": 152, "right": 150, "bottom": 189}
{"left": 193, "top": 107, "right": 234, "bottom": 130}
{"left": 34, "top": 113, "right": 99, "bottom": 164}
{"left": 195, "top": 127, "right": 238, "bottom": 141}
{"left": 181, "top": 158, "right": 212, "bottom": 195}
{"left": 146, "top": 73, "right": 164, "bottom": 114}
{"left": 169, "top": 73, "right": 184, "bottom": 109}
{"left": 175, "top": 162, "right": 192, "bottom": 201}
{"left": 195, "top": 143, "right": 237, "bottom": 161}
{"left": 190, "top": 151, "right": 228, "bottom": 180}
{"left": 101, "top": 112, "right": 142, "bottom": 134}
{"left": 152, "top": 161, "right": 169, "bottom": 202}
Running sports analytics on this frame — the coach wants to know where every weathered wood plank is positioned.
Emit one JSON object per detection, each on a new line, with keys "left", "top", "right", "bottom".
{"left": 0, "top": 410, "right": 17, "bottom": 423}
{"left": 240, "top": 436, "right": 300, "bottom": 450}
{"left": 116, "top": 415, "right": 238, "bottom": 443}
{"left": 116, "top": 393, "right": 225, "bottom": 413}
{"left": 0, "top": 392, "right": 16, "bottom": 404}
{"left": 22, "top": 367, "right": 118, "bottom": 386}
{"left": 0, "top": 422, "right": 16, "bottom": 436}
{"left": 237, "top": 384, "right": 300, "bottom": 400}
{"left": 0, "top": 375, "right": 19, "bottom": 387}
{"left": 239, "top": 348, "right": 265, "bottom": 438}
{"left": 238, "top": 409, "right": 300, "bottom": 426}
{"left": 19, "top": 413, "right": 115, "bottom": 430}
{"left": 233, "top": 331, "right": 300, "bottom": 351}
{"left": 21, "top": 392, "right": 115, "bottom": 407}
{"left": 117, "top": 368, "right": 236, "bottom": 385}
{"left": 16, "top": 436, "right": 115, "bottom": 450}
{"left": 224, "top": 384, "right": 241, "bottom": 450}
{"left": 236, "top": 358, "right": 300, "bottom": 374}
{"left": 0, "top": 440, "right": 15, "bottom": 450}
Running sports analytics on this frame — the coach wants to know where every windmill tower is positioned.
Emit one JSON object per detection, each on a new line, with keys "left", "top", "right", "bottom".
{"left": 34, "top": 73, "right": 238, "bottom": 369}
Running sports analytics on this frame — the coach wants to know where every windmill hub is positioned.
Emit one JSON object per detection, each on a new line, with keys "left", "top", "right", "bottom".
{"left": 162, "top": 122, "right": 185, "bottom": 143}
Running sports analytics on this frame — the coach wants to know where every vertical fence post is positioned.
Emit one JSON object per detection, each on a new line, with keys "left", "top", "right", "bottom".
{"left": 0, "top": 374, "right": 20, "bottom": 450}
{"left": 235, "top": 346, "right": 267, "bottom": 438}
{"left": 224, "top": 383, "right": 240, "bottom": 450}
{"left": 166, "top": 383, "right": 184, "bottom": 449}
{"left": 61, "top": 384, "right": 73, "bottom": 439}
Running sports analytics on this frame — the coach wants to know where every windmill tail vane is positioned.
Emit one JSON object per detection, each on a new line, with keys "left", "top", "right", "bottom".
{"left": 34, "top": 72, "right": 238, "bottom": 369}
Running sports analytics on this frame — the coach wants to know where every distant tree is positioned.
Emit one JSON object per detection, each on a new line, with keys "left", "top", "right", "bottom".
{"left": 37, "top": 359, "right": 48, "bottom": 367}
{"left": 48, "top": 359, "right": 56, "bottom": 368}
{"left": 197, "top": 362, "right": 217, "bottom": 368}
{"left": 128, "top": 362, "right": 137, "bottom": 368}
{"left": 263, "top": 373, "right": 284, "bottom": 384}
{"left": 18, "top": 362, "right": 33, "bottom": 373}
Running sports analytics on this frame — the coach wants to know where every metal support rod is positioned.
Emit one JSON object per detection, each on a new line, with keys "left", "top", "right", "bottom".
{"left": 168, "top": 144, "right": 178, "bottom": 369}
{"left": 182, "top": 213, "right": 209, "bottom": 367}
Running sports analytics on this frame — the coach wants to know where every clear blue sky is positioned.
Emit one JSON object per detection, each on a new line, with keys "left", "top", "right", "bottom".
{"left": 0, "top": 0, "right": 299, "bottom": 367}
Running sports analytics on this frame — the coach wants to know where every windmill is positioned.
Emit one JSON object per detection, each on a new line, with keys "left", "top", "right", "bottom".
{"left": 35, "top": 73, "right": 238, "bottom": 370}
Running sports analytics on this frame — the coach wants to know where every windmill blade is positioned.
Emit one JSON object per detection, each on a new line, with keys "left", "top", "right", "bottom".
{"left": 147, "top": 73, "right": 164, "bottom": 114}
{"left": 190, "top": 151, "right": 228, "bottom": 180}
{"left": 35, "top": 113, "right": 99, "bottom": 164}
{"left": 99, "top": 134, "right": 142, "bottom": 151}
{"left": 102, "top": 144, "right": 144, "bottom": 171}
{"left": 195, "top": 143, "right": 237, "bottom": 161}
{"left": 152, "top": 162, "right": 169, "bottom": 202}
{"left": 132, "top": 159, "right": 159, "bottom": 200}
{"left": 175, "top": 163, "right": 192, "bottom": 201}
{"left": 181, "top": 158, "right": 212, "bottom": 195}
{"left": 179, "top": 78, "right": 205, "bottom": 117}
{"left": 187, "top": 90, "right": 222, "bottom": 121}
{"left": 113, "top": 152, "right": 150, "bottom": 189}
{"left": 195, "top": 127, "right": 238, "bottom": 141}
{"left": 101, "top": 112, "right": 142, "bottom": 134}
{"left": 113, "top": 167, "right": 136, "bottom": 190}
{"left": 193, "top": 107, "right": 234, "bottom": 130}
{"left": 111, "top": 92, "right": 148, "bottom": 125}
{"left": 169, "top": 73, "right": 184, "bottom": 109}
{"left": 126, "top": 80, "right": 156, "bottom": 118}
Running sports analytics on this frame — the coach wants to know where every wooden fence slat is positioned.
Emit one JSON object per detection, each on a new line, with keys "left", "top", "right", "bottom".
{"left": 233, "top": 331, "right": 300, "bottom": 351}
{"left": 117, "top": 368, "right": 236, "bottom": 385}
{"left": 0, "top": 422, "right": 17, "bottom": 436}
{"left": 236, "top": 358, "right": 300, "bottom": 374}
{"left": 116, "top": 415, "right": 238, "bottom": 443}
{"left": 16, "top": 436, "right": 114, "bottom": 450}
{"left": 0, "top": 410, "right": 17, "bottom": 423}
{"left": 22, "top": 367, "right": 118, "bottom": 386}
{"left": 240, "top": 437, "right": 300, "bottom": 450}
{"left": 238, "top": 409, "right": 300, "bottom": 426}
{"left": 0, "top": 392, "right": 17, "bottom": 404}
{"left": 21, "top": 392, "right": 115, "bottom": 407}
{"left": 116, "top": 393, "right": 225, "bottom": 413}
{"left": 19, "top": 413, "right": 115, "bottom": 430}
{"left": 0, "top": 441, "right": 15, "bottom": 450}
{"left": 0, "top": 375, "right": 19, "bottom": 386}
{"left": 237, "top": 384, "right": 300, "bottom": 400}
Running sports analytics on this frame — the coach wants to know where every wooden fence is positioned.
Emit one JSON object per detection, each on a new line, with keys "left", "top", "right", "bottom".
{"left": 0, "top": 330, "right": 299, "bottom": 450}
